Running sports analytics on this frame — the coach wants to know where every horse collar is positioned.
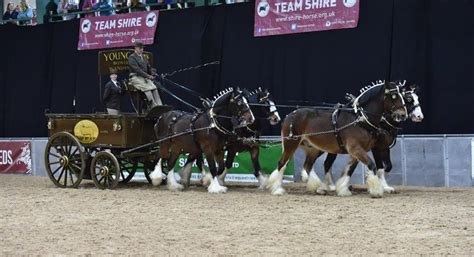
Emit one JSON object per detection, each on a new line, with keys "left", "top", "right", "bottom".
{"left": 381, "top": 116, "right": 402, "bottom": 130}
{"left": 208, "top": 108, "right": 234, "bottom": 136}
{"left": 356, "top": 107, "right": 380, "bottom": 133}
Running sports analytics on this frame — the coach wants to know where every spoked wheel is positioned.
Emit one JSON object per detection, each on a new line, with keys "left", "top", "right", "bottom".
{"left": 91, "top": 151, "right": 120, "bottom": 189}
{"left": 44, "top": 132, "right": 85, "bottom": 188}
{"left": 119, "top": 159, "right": 137, "bottom": 184}
{"left": 144, "top": 167, "right": 153, "bottom": 184}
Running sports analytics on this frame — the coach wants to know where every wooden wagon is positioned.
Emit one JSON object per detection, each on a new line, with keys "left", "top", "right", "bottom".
{"left": 44, "top": 108, "right": 171, "bottom": 189}
{"left": 44, "top": 48, "right": 174, "bottom": 189}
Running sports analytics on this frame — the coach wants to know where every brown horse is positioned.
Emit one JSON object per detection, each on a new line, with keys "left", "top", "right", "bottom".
{"left": 301, "top": 82, "right": 424, "bottom": 195}
{"left": 267, "top": 81, "right": 407, "bottom": 197}
{"left": 301, "top": 81, "right": 424, "bottom": 195}
{"left": 149, "top": 88, "right": 255, "bottom": 193}
{"left": 208, "top": 88, "right": 281, "bottom": 188}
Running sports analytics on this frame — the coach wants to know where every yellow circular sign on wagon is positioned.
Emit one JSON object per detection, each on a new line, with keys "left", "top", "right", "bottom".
{"left": 74, "top": 120, "right": 99, "bottom": 144}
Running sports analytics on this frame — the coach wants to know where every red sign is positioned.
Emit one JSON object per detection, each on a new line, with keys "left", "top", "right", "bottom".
{"left": 78, "top": 11, "right": 159, "bottom": 51}
{"left": 0, "top": 141, "right": 32, "bottom": 174}
{"left": 254, "top": 0, "right": 359, "bottom": 37}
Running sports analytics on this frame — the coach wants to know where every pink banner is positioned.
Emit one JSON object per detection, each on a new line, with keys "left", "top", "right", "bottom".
{"left": 0, "top": 141, "right": 32, "bottom": 174}
{"left": 78, "top": 11, "right": 159, "bottom": 51}
{"left": 254, "top": 0, "right": 359, "bottom": 37}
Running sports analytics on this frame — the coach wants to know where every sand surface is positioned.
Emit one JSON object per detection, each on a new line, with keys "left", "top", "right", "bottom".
{"left": 0, "top": 174, "right": 473, "bottom": 256}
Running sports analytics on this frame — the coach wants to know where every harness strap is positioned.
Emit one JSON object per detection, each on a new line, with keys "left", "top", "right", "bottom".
{"left": 331, "top": 104, "right": 347, "bottom": 153}
{"left": 209, "top": 108, "right": 235, "bottom": 136}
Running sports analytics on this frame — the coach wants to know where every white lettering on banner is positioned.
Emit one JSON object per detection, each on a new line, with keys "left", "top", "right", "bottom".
{"left": 118, "top": 17, "right": 142, "bottom": 28}
{"left": 0, "top": 150, "right": 13, "bottom": 165}
{"left": 177, "top": 157, "right": 239, "bottom": 168}
{"left": 275, "top": 0, "right": 303, "bottom": 13}
{"left": 94, "top": 17, "right": 142, "bottom": 31}
{"left": 275, "top": 0, "right": 336, "bottom": 13}
{"left": 95, "top": 20, "right": 116, "bottom": 30}
{"left": 305, "top": 0, "right": 336, "bottom": 9}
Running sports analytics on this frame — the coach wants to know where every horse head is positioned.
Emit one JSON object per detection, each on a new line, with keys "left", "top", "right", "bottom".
{"left": 254, "top": 87, "right": 281, "bottom": 125}
{"left": 211, "top": 87, "right": 255, "bottom": 128}
{"left": 384, "top": 81, "right": 409, "bottom": 122}
{"left": 399, "top": 82, "right": 424, "bottom": 122}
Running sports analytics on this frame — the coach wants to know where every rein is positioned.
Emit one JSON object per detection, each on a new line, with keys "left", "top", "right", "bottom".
{"left": 248, "top": 102, "right": 355, "bottom": 112}
{"left": 160, "top": 61, "right": 220, "bottom": 78}
{"left": 154, "top": 80, "right": 201, "bottom": 111}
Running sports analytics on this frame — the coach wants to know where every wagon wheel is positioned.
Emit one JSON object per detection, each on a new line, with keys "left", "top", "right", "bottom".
{"left": 91, "top": 151, "right": 120, "bottom": 189}
{"left": 44, "top": 132, "right": 85, "bottom": 188}
{"left": 144, "top": 167, "right": 153, "bottom": 184}
{"left": 119, "top": 159, "right": 137, "bottom": 184}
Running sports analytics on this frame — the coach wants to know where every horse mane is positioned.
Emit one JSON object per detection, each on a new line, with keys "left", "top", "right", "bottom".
{"left": 211, "top": 87, "right": 234, "bottom": 107}
{"left": 352, "top": 80, "right": 385, "bottom": 111}
{"left": 248, "top": 87, "right": 263, "bottom": 96}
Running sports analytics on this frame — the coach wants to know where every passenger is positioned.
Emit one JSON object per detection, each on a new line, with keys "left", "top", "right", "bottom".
{"left": 103, "top": 69, "right": 125, "bottom": 115}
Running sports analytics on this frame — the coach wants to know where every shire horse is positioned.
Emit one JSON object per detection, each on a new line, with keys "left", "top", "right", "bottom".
{"left": 267, "top": 81, "right": 408, "bottom": 198}
{"left": 205, "top": 88, "right": 281, "bottom": 188}
{"left": 149, "top": 88, "right": 255, "bottom": 193}
{"left": 301, "top": 81, "right": 424, "bottom": 195}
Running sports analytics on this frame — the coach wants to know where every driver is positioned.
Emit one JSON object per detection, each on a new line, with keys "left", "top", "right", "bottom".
{"left": 128, "top": 40, "right": 162, "bottom": 107}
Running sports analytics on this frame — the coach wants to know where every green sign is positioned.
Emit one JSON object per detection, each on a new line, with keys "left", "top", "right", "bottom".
{"left": 173, "top": 142, "right": 294, "bottom": 182}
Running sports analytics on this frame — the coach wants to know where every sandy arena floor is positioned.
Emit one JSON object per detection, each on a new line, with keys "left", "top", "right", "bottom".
{"left": 0, "top": 174, "right": 473, "bottom": 256}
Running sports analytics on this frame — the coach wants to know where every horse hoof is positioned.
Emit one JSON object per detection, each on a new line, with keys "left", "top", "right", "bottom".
{"left": 316, "top": 188, "right": 327, "bottom": 195}
{"left": 336, "top": 189, "right": 352, "bottom": 197}
{"left": 151, "top": 176, "right": 163, "bottom": 187}
{"left": 328, "top": 185, "right": 336, "bottom": 191}
{"left": 384, "top": 186, "right": 396, "bottom": 194}
{"left": 271, "top": 186, "right": 286, "bottom": 195}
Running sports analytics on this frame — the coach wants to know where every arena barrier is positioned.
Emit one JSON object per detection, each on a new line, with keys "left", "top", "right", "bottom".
{"left": 0, "top": 135, "right": 472, "bottom": 187}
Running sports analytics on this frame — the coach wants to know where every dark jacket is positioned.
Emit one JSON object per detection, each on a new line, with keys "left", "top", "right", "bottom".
{"left": 3, "top": 10, "right": 19, "bottom": 20}
{"left": 103, "top": 80, "right": 124, "bottom": 110}
{"left": 128, "top": 52, "right": 152, "bottom": 78}
{"left": 44, "top": 1, "right": 60, "bottom": 23}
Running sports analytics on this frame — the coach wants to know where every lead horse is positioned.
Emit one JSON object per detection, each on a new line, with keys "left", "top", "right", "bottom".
{"left": 212, "top": 88, "right": 281, "bottom": 188}
{"left": 267, "top": 81, "right": 408, "bottom": 197}
{"left": 301, "top": 81, "right": 424, "bottom": 195}
{"left": 149, "top": 88, "right": 255, "bottom": 193}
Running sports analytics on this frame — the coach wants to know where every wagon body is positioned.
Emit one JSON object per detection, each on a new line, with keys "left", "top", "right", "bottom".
{"left": 44, "top": 106, "right": 173, "bottom": 190}
{"left": 46, "top": 113, "right": 156, "bottom": 148}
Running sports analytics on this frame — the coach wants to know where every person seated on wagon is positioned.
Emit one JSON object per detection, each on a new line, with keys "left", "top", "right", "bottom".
{"left": 127, "top": 41, "right": 163, "bottom": 108}
{"left": 103, "top": 69, "right": 125, "bottom": 115}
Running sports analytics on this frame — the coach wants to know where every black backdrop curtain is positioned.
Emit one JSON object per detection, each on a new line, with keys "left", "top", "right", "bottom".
{"left": 0, "top": 0, "right": 473, "bottom": 137}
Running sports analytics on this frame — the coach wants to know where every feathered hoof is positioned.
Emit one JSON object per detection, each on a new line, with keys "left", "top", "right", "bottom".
{"left": 336, "top": 188, "right": 352, "bottom": 197}
{"left": 316, "top": 188, "right": 328, "bottom": 195}
{"left": 271, "top": 186, "right": 286, "bottom": 196}
{"left": 258, "top": 175, "right": 268, "bottom": 190}
{"left": 383, "top": 186, "right": 396, "bottom": 194}
{"left": 367, "top": 173, "right": 384, "bottom": 198}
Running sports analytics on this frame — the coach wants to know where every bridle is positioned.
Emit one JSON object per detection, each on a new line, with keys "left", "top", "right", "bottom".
{"left": 385, "top": 85, "right": 408, "bottom": 122}
{"left": 258, "top": 91, "right": 279, "bottom": 121}
{"left": 208, "top": 91, "right": 253, "bottom": 135}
